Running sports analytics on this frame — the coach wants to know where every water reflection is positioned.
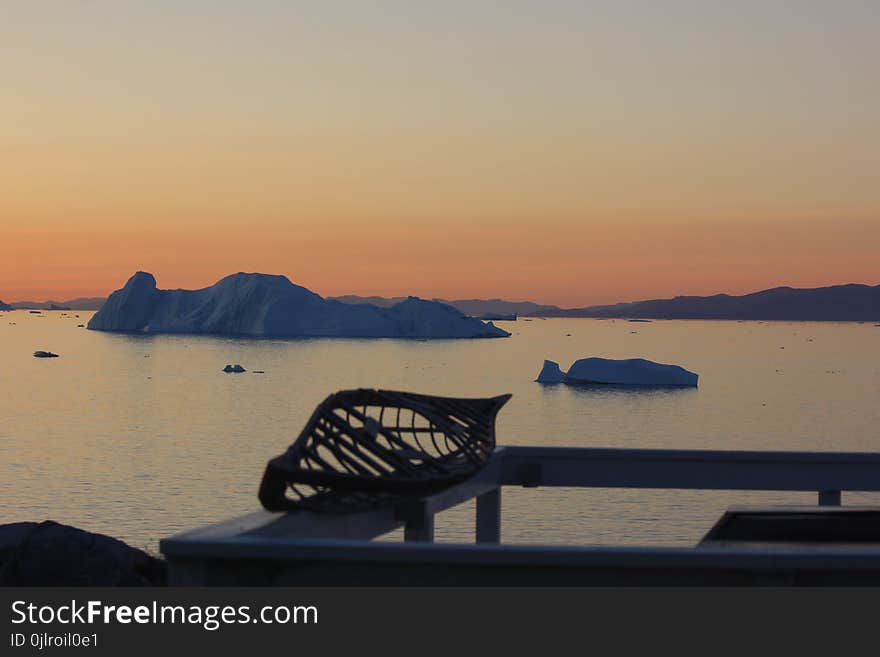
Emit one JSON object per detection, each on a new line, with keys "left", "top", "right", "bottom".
{"left": 1, "top": 310, "right": 878, "bottom": 550}
{"left": 540, "top": 381, "right": 699, "bottom": 398}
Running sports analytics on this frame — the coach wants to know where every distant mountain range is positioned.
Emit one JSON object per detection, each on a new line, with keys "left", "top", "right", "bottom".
{"left": 6, "top": 283, "right": 879, "bottom": 321}
{"left": 7, "top": 297, "right": 105, "bottom": 310}
{"left": 534, "top": 284, "right": 880, "bottom": 321}
{"left": 336, "top": 284, "right": 880, "bottom": 321}
{"left": 331, "top": 296, "right": 562, "bottom": 317}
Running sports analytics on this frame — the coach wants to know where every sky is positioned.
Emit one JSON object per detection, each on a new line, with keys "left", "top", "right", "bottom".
{"left": 2, "top": 1, "right": 878, "bottom": 306}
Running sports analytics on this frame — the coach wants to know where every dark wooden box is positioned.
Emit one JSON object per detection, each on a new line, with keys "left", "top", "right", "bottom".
{"left": 700, "top": 506, "right": 880, "bottom": 547}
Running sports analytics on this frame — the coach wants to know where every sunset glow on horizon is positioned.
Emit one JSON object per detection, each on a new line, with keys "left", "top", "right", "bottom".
{"left": 3, "top": 2, "right": 878, "bottom": 306}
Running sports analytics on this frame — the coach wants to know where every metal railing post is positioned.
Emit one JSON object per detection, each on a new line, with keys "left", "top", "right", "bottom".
{"left": 818, "top": 490, "right": 841, "bottom": 506}
{"left": 404, "top": 512, "right": 435, "bottom": 542}
{"left": 476, "top": 488, "right": 501, "bottom": 543}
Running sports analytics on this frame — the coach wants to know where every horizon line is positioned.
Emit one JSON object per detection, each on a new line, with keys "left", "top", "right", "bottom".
{"left": 5, "top": 276, "right": 879, "bottom": 311}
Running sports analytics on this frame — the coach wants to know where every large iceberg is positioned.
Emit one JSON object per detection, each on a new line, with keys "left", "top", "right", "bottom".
{"left": 536, "top": 357, "right": 698, "bottom": 387}
{"left": 88, "top": 272, "right": 510, "bottom": 339}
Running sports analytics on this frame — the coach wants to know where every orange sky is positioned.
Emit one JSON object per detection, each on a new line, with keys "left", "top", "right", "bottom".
{"left": 2, "top": 3, "right": 878, "bottom": 306}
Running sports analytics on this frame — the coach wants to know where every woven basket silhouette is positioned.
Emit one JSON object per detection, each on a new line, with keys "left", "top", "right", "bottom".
{"left": 259, "top": 389, "right": 511, "bottom": 512}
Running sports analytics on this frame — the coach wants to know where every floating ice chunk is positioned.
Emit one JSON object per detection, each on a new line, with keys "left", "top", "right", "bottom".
{"left": 564, "top": 357, "right": 698, "bottom": 387}
{"left": 535, "top": 357, "right": 698, "bottom": 387}
{"left": 480, "top": 313, "right": 517, "bottom": 321}
{"left": 535, "top": 359, "right": 565, "bottom": 383}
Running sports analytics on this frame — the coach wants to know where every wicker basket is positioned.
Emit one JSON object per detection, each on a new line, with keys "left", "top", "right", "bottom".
{"left": 259, "top": 389, "right": 511, "bottom": 512}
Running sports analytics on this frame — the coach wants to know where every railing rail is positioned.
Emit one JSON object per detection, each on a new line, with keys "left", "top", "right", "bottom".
{"left": 162, "top": 445, "right": 880, "bottom": 558}
{"left": 497, "top": 445, "right": 880, "bottom": 493}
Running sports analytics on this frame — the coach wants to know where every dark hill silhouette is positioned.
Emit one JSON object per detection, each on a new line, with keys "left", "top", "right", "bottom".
{"left": 10, "top": 297, "right": 105, "bottom": 310}
{"left": 332, "top": 296, "right": 562, "bottom": 317}
{"left": 7, "top": 283, "right": 878, "bottom": 320}
{"left": 538, "top": 284, "right": 880, "bottom": 321}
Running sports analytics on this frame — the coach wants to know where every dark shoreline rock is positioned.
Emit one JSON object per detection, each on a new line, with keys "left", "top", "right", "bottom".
{"left": 0, "top": 521, "right": 166, "bottom": 586}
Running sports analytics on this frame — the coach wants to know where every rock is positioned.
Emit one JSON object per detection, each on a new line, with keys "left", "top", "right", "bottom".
{"left": 0, "top": 520, "right": 165, "bottom": 586}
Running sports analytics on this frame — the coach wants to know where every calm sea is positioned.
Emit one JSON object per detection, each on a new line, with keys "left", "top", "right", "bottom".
{"left": 2, "top": 310, "right": 878, "bottom": 553}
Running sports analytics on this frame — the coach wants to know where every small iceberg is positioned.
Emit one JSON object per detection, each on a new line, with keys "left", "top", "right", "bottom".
{"left": 33, "top": 351, "right": 60, "bottom": 358}
{"left": 536, "top": 357, "right": 698, "bottom": 387}
{"left": 535, "top": 360, "right": 566, "bottom": 383}
{"left": 222, "top": 364, "right": 246, "bottom": 373}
